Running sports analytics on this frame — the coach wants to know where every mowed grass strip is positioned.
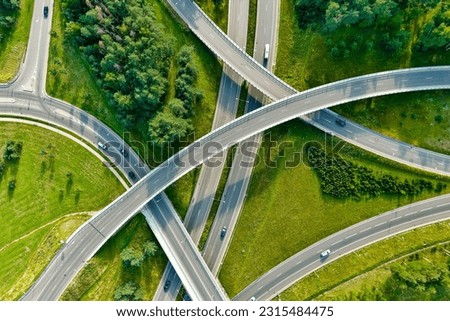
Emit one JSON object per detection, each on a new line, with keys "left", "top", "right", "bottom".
{"left": 0, "top": 0, "right": 34, "bottom": 83}
{"left": 281, "top": 220, "right": 450, "bottom": 301}
{"left": 219, "top": 121, "right": 450, "bottom": 297}
{"left": 0, "top": 122, "right": 124, "bottom": 299}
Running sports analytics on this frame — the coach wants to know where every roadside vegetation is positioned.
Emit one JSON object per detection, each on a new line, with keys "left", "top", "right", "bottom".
{"left": 280, "top": 220, "right": 450, "bottom": 301}
{"left": 219, "top": 121, "right": 450, "bottom": 297}
{"left": 196, "top": 0, "right": 229, "bottom": 33}
{"left": 0, "top": 122, "right": 124, "bottom": 300}
{"left": 277, "top": 0, "right": 450, "bottom": 153}
{"left": 245, "top": 0, "right": 257, "bottom": 56}
{"left": 48, "top": 0, "right": 222, "bottom": 216}
{"left": 0, "top": 0, "right": 33, "bottom": 82}
{"left": 62, "top": 215, "right": 166, "bottom": 301}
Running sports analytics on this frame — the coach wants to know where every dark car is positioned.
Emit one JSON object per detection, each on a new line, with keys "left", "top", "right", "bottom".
{"left": 128, "top": 171, "right": 136, "bottom": 180}
{"left": 43, "top": 6, "right": 49, "bottom": 18}
{"left": 164, "top": 280, "right": 170, "bottom": 291}
{"left": 120, "top": 148, "right": 128, "bottom": 158}
{"left": 220, "top": 226, "right": 227, "bottom": 238}
{"left": 335, "top": 118, "right": 346, "bottom": 127}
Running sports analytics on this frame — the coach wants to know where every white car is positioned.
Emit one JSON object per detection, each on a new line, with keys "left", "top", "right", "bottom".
{"left": 320, "top": 249, "right": 331, "bottom": 258}
{"left": 97, "top": 141, "right": 107, "bottom": 150}
{"left": 264, "top": 44, "right": 270, "bottom": 60}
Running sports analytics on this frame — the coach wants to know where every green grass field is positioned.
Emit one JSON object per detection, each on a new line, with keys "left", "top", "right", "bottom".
{"left": 0, "top": 122, "right": 124, "bottom": 300}
{"left": 0, "top": 0, "right": 34, "bottom": 82}
{"left": 219, "top": 121, "right": 450, "bottom": 297}
{"left": 62, "top": 214, "right": 167, "bottom": 301}
{"left": 245, "top": 0, "right": 257, "bottom": 56}
{"left": 47, "top": 0, "right": 222, "bottom": 217}
{"left": 276, "top": 0, "right": 450, "bottom": 154}
{"left": 196, "top": 0, "right": 229, "bottom": 33}
{"left": 280, "top": 220, "right": 450, "bottom": 301}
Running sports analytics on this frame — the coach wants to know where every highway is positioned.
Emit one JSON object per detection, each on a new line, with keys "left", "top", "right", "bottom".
{"left": 22, "top": 64, "right": 450, "bottom": 300}
{"left": 153, "top": 0, "right": 249, "bottom": 300}
{"left": 202, "top": 0, "right": 278, "bottom": 276}
{"left": 3, "top": 0, "right": 450, "bottom": 302}
{"left": 233, "top": 194, "right": 450, "bottom": 301}
{"left": 1, "top": 1, "right": 227, "bottom": 301}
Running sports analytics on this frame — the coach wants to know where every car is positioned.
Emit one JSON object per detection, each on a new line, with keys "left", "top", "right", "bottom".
{"left": 264, "top": 44, "right": 270, "bottom": 60}
{"left": 220, "top": 226, "right": 227, "bottom": 238}
{"left": 43, "top": 6, "right": 49, "bottom": 18}
{"left": 335, "top": 118, "right": 346, "bottom": 127}
{"left": 120, "top": 148, "right": 128, "bottom": 158}
{"left": 128, "top": 171, "right": 136, "bottom": 180}
{"left": 163, "top": 280, "right": 170, "bottom": 291}
{"left": 97, "top": 141, "right": 107, "bottom": 150}
{"left": 248, "top": 296, "right": 256, "bottom": 301}
{"left": 320, "top": 249, "right": 331, "bottom": 258}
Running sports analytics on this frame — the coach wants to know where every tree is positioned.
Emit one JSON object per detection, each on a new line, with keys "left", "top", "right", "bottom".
{"left": 1, "top": 0, "right": 20, "bottom": 10}
{"left": 3, "top": 141, "right": 22, "bottom": 161}
{"left": 149, "top": 112, "right": 193, "bottom": 145}
{"left": 8, "top": 179, "right": 16, "bottom": 190}
{"left": 168, "top": 98, "right": 188, "bottom": 118}
{"left": 143, "top": 241, "right": 158, "bottom": 258}
{"left": 295, "top": 0, "right": 327, "bottom": 29}
{"left": 120, "top": 247, "right": 145, "bottom": 268}
{"left": 114, "top": 282, "right": 144, "bottom": 301}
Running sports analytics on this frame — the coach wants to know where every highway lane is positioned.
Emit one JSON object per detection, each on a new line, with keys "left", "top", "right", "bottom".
{"left": 306, "top": 108, "right": 450, "bottom": 171}
{"left": 202, "top": 0, "right": 279, "bottom": 276}
{"left": 233, "top": 194, "right": 450, "bottom": 301}
{"left": 167, "top": 0, "right": 295, "bottom": 100}
{"left": 23, "top": 65, "right": 450, "bottom": 300}
{"left": 154, "top": 0, "right": 250, "bottom": 300}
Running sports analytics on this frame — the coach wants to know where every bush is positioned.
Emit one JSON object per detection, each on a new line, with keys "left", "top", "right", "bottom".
{"left": 8, "top": 179, "right": 16, "bottom": 190}
{"left": 114, "top": 282, "right": 144, "bottom": 301}
{"left": 3, "top": 140, "right": 22, "bottom": 161}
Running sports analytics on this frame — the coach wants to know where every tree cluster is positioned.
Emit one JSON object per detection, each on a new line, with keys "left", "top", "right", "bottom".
{"left": 0, "top": 0, "right": 20, "bottom": 42}
{"left": 307, "top": 145, "right": 445, "bottom": 199}
{"left": 120, "top": 240, "right": 158, "bottom": 268}
{"left": 149, "top": 46, "right": 201, "bottom": 145}
{"left": 62, "top": 0, "right": 174, "bottom": 129}
{"left": 417, "top": 2, "right": 450, "bottom": 51}
{"left": 295, "top": 0, "right": 446, "bottom": 59}
{"left": 335, "top": 248, "right": 450, "bottom": 301}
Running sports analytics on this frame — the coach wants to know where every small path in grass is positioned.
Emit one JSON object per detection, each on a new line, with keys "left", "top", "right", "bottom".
{"left": 0, "top": 211, "right": 96, "bottom": 254}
